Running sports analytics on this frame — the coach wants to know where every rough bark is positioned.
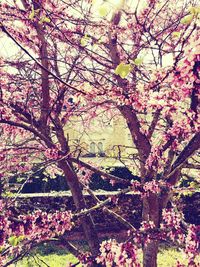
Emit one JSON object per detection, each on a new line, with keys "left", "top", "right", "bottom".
{"left": 52, "top": 110, "right": 101, "bottom": 263}
{"left": 119, "top": 105, "right": 151, "bottom": 168}
{"left": 143, "top": 240, "right": 159, "bottom": 267}
{"left": 58, "top": 160, "right": 100, "bottom": 258}
{"left": 142, "top": 193, "right": 161, "bottom": 267}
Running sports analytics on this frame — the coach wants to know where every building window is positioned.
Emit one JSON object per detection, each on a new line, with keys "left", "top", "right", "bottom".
{"left": 98, "top": 142, "right": 105, "bottom": 157}
{"left": 90, "top": 142, "right": 96, "bottom": 154}
{"left": 98, "top": 142, "right": 103, "bottom": 153}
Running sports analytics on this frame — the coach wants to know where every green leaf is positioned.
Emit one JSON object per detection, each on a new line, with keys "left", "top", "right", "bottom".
{"left": 17, "top": 235, "right": 25, "bottom": 243}
{"left": 39, "top": 16, "right": 51, "bottom": 24}
{"left": 8, "top": 235, "right": 25, "bottom": 246}
{"left": 80, "top": 35, "right": 90, "bottom": 47}
{"left": 29, "top": 8, "right": 35, "bottom": 20}
{"left": 3, "top": 192, "right": 14, "bottom": 197}
{"left": 189, "top": 181, "right": 199, "bottom": 188}
{"left": 172, "top": 31, "right": 181, "bottom": 38}
{"left": 8, "top": 236, "right": 18, "bottom": 246}
{"left": 133, "top": 57, "right": 143, "bottom": 66}
{"left": 98, "top": 3, "right": 110, "bottom": 17}
{"left": 180, "top": 14, "right": 194, "bottom": 24}
{"left": 17, "top": 177, "right": 25, "bottom": 182}
{"left": 189, "top": 6, "right": 200, "bottom": 16}
{"left": 115, "top": 63, "right": 132, "bottom": 79}
{"left": 29, "top": 8, "right": 40, "bottom": 20}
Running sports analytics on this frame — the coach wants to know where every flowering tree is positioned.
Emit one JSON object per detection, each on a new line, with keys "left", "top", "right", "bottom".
{"left": 0, "top": 0, "right": 200, "bottom": 266}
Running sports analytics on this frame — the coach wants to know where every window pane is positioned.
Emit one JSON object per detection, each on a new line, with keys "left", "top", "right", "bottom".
{"left": 90, "top": 142, "right": 96, "bottom": 153}
{"left": 98, "top": 142, "right": 103, "bottom": 153}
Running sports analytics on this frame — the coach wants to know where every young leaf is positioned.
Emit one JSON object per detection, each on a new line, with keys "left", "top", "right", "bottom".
{"left": 172, "top": 31, "right": 181, "bottom": 38}
{"left": 29, "top": 8, "right": 35, "bottom": 20}
{"left": 115, "top": 63, "right": 132, "bottom": 79}
{"left": 17, "top": 235, "right": 25, "bottom": 243}
{"left": 8, "top": 236, "right": 18, "bottom": 246}
{"left": 180, "top": 14, "right": 194, "bottom": 24}
{"left": 8, "top": 235, "right": 25, "bottom": 246}
{"left": 29, "top": 8, "right": 40, "bottom": 20}
{"left": 188, "top": 6, "right": 200, "bottom": 16}
{"left": 80, "top": 35, "right": 90, "bottom": 47}
{"left": 98, "top": 3, "right": 110, "bottom": 17}
{"left": 39, "top": 16, "right": 51, "bottom": 24}
{"left": 133, "top": 57, "right": 143, "bottom": 66}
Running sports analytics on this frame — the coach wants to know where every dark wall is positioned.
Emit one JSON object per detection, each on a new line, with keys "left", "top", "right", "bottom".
{"left": 9, "top": 192, "right": 200, "bottom": 228}
{"left": 8, "top": 168, "right": 200, "bottom": 225}
{"left": 10, "top": 167, "right": 139, "bottom": 193}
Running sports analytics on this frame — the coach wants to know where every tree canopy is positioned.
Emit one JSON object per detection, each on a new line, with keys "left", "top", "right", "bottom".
{"left": 0, "top": 0, "right": 200, "bottom": 266}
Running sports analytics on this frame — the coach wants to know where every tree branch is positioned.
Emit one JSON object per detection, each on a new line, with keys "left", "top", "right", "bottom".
{"left": 167, "top": 132, "right": 200, "bottom": 183}
{"left": 70, "top": 157, "right": 131, "bottom": 184}
{"left": 0, "top": 24, "right": 86, "bottom": 95}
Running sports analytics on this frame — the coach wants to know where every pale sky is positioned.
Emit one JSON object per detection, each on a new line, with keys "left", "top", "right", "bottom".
{"left": 0, "top": 0, "right": 173, "bottom": 67}
{"left": 0, "top": 0, "right": 144, "bottom": 56}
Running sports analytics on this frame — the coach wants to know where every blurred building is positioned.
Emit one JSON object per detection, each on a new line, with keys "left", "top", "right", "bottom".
{"left": 64, "top": 114, "right": 139, "bottom": 174}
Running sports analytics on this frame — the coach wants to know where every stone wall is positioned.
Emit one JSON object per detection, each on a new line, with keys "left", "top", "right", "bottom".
{"left": 9, "top": 192, "right": 200, "bottom": 232}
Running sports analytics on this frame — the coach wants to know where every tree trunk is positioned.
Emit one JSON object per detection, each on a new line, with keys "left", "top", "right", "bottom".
{"left": 142, "top": 194, "right": 160, "bottom": 267}
{"left": 143, "top": 240, "right": 159, "bottom": 267}
{"left": 58, "top": 160, "right": 100, "bottom": 263}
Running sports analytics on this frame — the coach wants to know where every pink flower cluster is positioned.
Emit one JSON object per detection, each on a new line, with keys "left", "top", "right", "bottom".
{"left": 0, "top": 208, "right": 72, "bottom": 266}
{"left": 140, "top": 221, "right": 155, "bottom": 232}
{"left": 175, "top": 260, "right": 200, "bottom": 267}
{"left": 161, "top": 209, "right": 200, "bottom": 266}
{"left": 161, "top": 208, "right": 184, "bottom": 243}
{"left": 131, "top": 181, "right": 141, "bottom": 192}
{"left": 44, "top": 148, "right": 60, "bottom": 160}
{"left": 143, "top": 181, "right": 161, "bottom": 195}
{"left": 175, "top": 262, "right": 186, "bottom": 267}
{"left": 77, "top": 167, "right": 93, "bottom": 185}
{"left": 185, "top": 225, "right": 200, "bottom": 264}
{"left": 131, "top": 180, "right": 170, "bottom": 197}
{"left": 78, "top": 252, "right": 93, "bottom": 267}
{"left": 17, "top": 210, "right": 72, "bottom": 240}
{"left": 139, "top": 220, "right": 157, "bottom": 245}
{"left": 145, "top": 146, "right": 163, "bottom": 170}
{"left": 96, "top": 239, "right": 140, "bottom": 267}
{"left": 168, "top": 118, "right": 193, "bottom": 141}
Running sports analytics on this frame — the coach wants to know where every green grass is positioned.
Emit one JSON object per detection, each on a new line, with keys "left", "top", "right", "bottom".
{"left": 14, "top": 253, "right": 81, "bottom": 267}
{"left": 157, "top": 248, "right": 188, "bottom": 266}
{"left": 11, "top": 244, "right": 199, "bottom": 267}
{"left": 12, "top": 243, "right": 81, "bottom": 267}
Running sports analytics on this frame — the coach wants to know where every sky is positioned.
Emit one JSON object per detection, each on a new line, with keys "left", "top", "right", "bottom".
{"left": 0, "top": 0, "right": 174, "bottom": 67}
{"left": 0, "top": 0, "right": 148, "bottom": 57}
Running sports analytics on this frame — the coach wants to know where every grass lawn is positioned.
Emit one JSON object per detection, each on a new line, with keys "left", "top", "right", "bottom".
{"left": 12, "top": 243, "right": 81, "bottom": 267}
{"left": 14, "top": 253, "right": 81, "bottom": 267}
{"left": 11, "top": 243, "right": 199, "bottom": 267}
{"left": 157, "top": 248, "right": 189, "bottom": 266}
